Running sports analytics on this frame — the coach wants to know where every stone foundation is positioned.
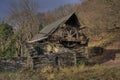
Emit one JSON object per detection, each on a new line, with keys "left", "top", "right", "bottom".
{"left": 0, "top": 57, "right": 27, "bottom": 71}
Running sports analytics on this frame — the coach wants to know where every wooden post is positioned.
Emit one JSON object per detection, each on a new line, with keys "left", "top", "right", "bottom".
{"left": 73, "top": 53, "right": 77, "bottom": 65}
{"left": 21, "top": 43, "right": 24, "bottom": 57}
{"left": 85, "top": 47, "right": 89, "bottom": 59}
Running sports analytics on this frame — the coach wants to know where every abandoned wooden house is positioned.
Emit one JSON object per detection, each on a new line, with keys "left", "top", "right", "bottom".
{"left": 26, "top": 13, "right": 89, "bottom": 69}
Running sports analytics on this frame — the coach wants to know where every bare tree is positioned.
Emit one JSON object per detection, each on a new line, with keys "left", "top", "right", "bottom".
{"left": 0, "top": 17, "right": 5, "bottom": 24}
{"left": 0, "top": 17, "right": 1, "bottom": 24}
{"left": 7, "top": 0, "right": 40, "bottom": 40}
{"left": 6, "top": 0, "right": 40, "bottom": 56}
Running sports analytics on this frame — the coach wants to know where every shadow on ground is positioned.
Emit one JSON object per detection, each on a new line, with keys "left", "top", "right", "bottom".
{"left": 89, "top": 48, "right": 120, "bottom": 64}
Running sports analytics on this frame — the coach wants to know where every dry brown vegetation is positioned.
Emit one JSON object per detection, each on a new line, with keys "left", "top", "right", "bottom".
{"left": 75, "top": 0, "right": 120, "bottom": 51}
{"left": 0, "top": 65, "right": 120, "bottom": 80}
{"left": 0, "top": 0, "right": 120, "bottom": 79}
{"left": 77, "top": 0, "right": 120, "bottom": 35}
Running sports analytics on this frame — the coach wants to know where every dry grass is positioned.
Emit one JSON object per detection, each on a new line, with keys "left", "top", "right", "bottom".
{"left": 88, "top": 30, "right": 120, "bottom": 48}
{"left": 0, "top": 65, "right": 120, "bottom": 80}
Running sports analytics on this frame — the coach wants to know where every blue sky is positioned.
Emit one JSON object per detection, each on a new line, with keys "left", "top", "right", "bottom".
{"left": 0, "top": 0, "right": 81, "bottom": 18}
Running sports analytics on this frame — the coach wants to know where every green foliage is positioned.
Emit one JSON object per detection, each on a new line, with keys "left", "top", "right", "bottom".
{"left": 0, "top": 23, "right": 13, "bottom": 38}
{"left": 0, "top": 23, "right": 15, "bottom": 58}
{"left": 39, "top": 25, "right": 44, "bottom": 31}
{"left": 0, "top": 50, "right": 15, "bottom": 58}
{"left": 5, "top": 50, "right": 16, "bottom": 58}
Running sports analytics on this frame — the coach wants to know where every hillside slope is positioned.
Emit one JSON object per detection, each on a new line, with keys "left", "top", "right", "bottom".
{"left": 76, "top": 0, "right": 120, "bottom": 47}
{"left": 77, "top": 0, "right": 120, "bottom": 35}
{"left": 76, "top": 0, "right": 120, "bottom": 64}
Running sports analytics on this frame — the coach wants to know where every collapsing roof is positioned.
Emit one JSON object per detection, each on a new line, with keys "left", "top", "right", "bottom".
{"left": 28, "top": 13, "right": 80, "bottom": 43}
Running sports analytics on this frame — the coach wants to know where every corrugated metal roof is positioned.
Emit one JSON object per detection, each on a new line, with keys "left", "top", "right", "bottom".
{"left": 28, "top": 13, "right": 75, "bottom": 43}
